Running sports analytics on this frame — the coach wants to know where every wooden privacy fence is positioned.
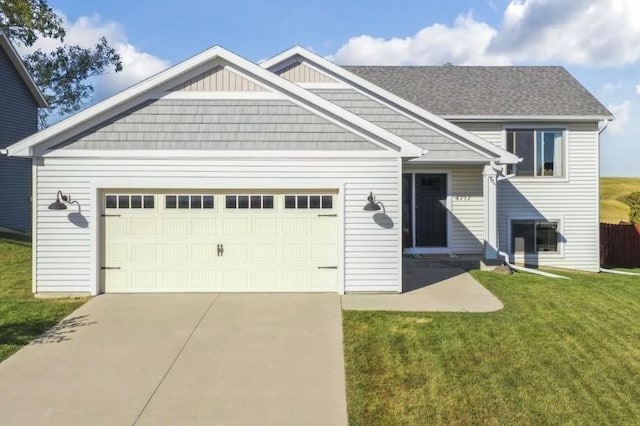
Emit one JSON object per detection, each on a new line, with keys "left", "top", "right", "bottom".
{"left": 600, "top": 223, "right": 640, "bottom": 267}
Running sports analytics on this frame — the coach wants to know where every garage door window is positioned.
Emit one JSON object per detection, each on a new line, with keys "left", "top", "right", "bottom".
{"left": 225, "top": 195, "right": 274, "bottom": 209}
{"left": 105, "top": 194, "right": 155, "bottom": 209}
{"left": 165, "top": 195, "right": 214, "bottom": 209}
{"left": 284, "top": 195, "right": 333, "bottom": 209}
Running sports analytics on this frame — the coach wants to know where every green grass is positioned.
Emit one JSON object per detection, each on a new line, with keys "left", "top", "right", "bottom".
{"left": 343, "top": 270, "right": 640, "bottom": 425}
{"left": 0, "top": 234, "right": 87, "bottom": 362}
{"left": 600, "top": 177, "right": 640, "bottom": 223}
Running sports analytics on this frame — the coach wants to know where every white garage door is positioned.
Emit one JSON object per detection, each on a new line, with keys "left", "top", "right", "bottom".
{"left": 102, "top": 190, "right": 339, "bottom": 293}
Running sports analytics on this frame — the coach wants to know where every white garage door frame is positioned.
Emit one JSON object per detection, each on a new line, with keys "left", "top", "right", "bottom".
{"left": 88, "top": 177, "right": 346, "bottom": 296}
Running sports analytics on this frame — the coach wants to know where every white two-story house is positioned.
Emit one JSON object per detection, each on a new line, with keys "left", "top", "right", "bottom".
{"left": 6, "top": 45, "right": 612, "bottom": 295}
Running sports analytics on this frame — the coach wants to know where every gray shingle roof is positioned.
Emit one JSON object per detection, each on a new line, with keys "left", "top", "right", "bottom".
{"left": 344, "top": 65, "right": 612, "bottom": 119}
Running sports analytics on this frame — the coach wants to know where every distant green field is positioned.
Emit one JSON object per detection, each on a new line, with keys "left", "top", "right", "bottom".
{"left": 600, "top": 177, "right": 640, "bottom": 223}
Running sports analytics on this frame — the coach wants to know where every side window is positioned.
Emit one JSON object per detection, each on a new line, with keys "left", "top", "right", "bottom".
{"left": 105, "top": 194, "right": 155, "bottom": 209}
{"left": 507, "top": 129, "right": 564, "bottom": 177}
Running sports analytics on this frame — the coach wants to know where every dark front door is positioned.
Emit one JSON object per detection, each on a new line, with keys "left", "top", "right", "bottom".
{"left": 415, "top": 174, "right": 447, "bottom": 247}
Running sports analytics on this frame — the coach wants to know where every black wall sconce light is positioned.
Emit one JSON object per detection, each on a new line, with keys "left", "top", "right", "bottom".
{"left": 48, "top": 190, "right": 82, "bottom": 212}
{"left": 48, "top": 191, "right": 70, "bottom": 210}
{"left": 363, "top": 192, "right": 385, "bottom": 213}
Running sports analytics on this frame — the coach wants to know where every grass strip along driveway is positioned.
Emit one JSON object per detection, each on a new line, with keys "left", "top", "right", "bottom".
{"left": 344, "top": 270, "right": 640, "bottom": 425}
{"left": 0, "top": 234, "right": 86, "bottom": 362}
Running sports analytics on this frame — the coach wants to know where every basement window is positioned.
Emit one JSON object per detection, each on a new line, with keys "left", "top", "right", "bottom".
{"left": 511, "top": 220, "right": 559, "bottom": 253}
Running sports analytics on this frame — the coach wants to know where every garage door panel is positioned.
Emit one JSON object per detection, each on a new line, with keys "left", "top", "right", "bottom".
{"left": 130, "top": 217, "right": 157, "bottom": 235}
{"left": 282, "top": 218, "right": 307, "bottom": 235}
{"left": 191, "top": 217, "right": 217, "bottom": 235}
{"left": 190, "top": 243, "right": 219, "bottom": 262}
{"left": 162, "top": 217, "right": 189, "bottom": 235}
{"left": 130, "top": 244, "right": 157, "bottom": 262}
{"left": 162, "top": 244, "right": 190, "bottom": 262}
{"left": 283, "top": 244, "right": 308, "bottom": 262}
{"left": 104, "top": 191, "right": 338, "bottom": 293}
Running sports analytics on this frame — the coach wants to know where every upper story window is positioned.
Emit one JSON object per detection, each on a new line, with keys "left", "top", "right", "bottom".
{"left": 506, "top": 129, "right": 564, "bottom": 177}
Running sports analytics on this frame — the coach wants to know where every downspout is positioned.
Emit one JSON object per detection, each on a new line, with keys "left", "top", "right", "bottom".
{"left": 0, "top": 148, "right": 7, "bottom": 156}
{"left": 490, "top": 160, "right": 570, "bottom": 280}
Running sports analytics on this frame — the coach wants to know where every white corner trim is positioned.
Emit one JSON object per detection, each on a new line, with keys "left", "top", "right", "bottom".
{"left": 261, "top": 46, "right": 520, "bottom": 164}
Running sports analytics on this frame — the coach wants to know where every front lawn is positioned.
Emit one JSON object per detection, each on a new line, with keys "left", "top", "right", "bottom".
{"left": 0, "top": 233, "right": 87, "bottom": 362}
{"left": 344, "top": 270, "right": 640, "bottom": 425}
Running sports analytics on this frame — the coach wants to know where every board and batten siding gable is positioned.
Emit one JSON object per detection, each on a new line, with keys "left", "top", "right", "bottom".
{"left": 34, "top": 157, "right": 401, "bottom": 293}
{"left": 276, "top": 61, "right": 338, "bottom": 84}
{"left": 0, "top": 44, "right": 39, "bottom": 233}
{"left": 169, "top": 65, "right": 267, "bottom": 92}
{"left": 51, "top": 99, "right": 381, "bottom": 151}
{"left": 312, "top": 89, "right": 490, "bottom": 161}
{"left": 461, "top": 121, "right": 600, "bottom": 271}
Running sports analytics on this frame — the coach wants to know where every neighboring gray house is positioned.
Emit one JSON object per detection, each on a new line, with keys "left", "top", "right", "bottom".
{"left": 6, "top": 45, "right": 612, "bottom": 296}
{"left": 0, "top": 32, "right": 47, "bottom": 234}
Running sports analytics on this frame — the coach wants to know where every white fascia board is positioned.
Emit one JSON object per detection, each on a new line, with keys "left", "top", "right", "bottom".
{"left": 41, "top": 149, "right": 400, "bottom": 159}
{"left": 445, "top": 115, "right": 614, "bottom": 122}
{"left": 0, "top": 32, "right": 48, "bottom": 107}
{"left": 262, "top": 46, "right": 520, "bottom": 164}
{"left": 8, "top": 45, "right": 422, "bottom": 158}
{"left": 406, "top": 157, "right": 498, "bottom": 164}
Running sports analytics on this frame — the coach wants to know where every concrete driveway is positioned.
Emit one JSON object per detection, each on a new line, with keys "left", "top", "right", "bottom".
{"left": 0, "top": 294, "right": 347, "bottom": 426}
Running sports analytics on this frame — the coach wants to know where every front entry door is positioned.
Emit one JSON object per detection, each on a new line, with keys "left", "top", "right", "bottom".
{"left": 415, "top": 174, "right": 447, "bottom": 247}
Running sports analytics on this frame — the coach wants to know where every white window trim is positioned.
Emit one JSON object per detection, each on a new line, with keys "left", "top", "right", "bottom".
{"left": 502, "top": 124, "right": 570, "bottom": 183}
{"left": 506, "top": 215, "right": 565, "bottom": 260}
{"left": 402, "top": 170, "right": 452, "bottom": 254}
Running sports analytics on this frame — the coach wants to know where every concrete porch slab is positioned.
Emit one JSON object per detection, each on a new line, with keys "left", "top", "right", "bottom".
{"left": 341, "top": 268, "right": 503, "bottom": 312}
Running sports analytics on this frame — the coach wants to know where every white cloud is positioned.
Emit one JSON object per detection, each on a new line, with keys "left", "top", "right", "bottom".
{"left": 636, "top": 84, "right": 640, "bottom": 96}
{"left": 19, "top": 13, "right": 170, "bottom": 102}
{"left": 331, "top": 0, "right": 640, "bottom": 67}
{"left": 607, "top": 100, "right": 631, "bottom": 134}
{"left": 602, "top": 82, "right": 623, "bottom": 94}
{"left": 331, "top": 14, "right": 510, "bottom": 65}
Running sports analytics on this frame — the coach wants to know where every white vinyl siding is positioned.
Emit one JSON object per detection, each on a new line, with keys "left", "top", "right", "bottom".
{"left": 459, "top": 121, "right": 600, "bottom": 271}
{"left": 34, "top": 156, "right": 401, "bottom": 294}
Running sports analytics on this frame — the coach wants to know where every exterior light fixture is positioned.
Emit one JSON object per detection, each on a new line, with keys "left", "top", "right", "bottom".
{"left": 363, "top": 192, "right": 383, "bottom": 212}
{"left": 48, "top": 191, "right": 70, "bottom": 210}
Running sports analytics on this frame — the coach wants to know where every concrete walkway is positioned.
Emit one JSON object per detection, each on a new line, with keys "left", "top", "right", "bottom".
{"left": 0, "top": 294, "right": 347, "bottom": 426}
{"left": 342, "top": 268, "right": 503, "bottom": 312}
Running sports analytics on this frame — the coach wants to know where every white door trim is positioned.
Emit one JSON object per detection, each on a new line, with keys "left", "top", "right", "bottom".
{"left": 401, "top": 170, "right": 452, "bottom": 254}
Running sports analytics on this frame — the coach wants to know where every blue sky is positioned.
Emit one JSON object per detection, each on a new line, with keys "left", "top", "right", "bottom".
{"left": 41, "top": 0, "right": 640, "bottom": 176}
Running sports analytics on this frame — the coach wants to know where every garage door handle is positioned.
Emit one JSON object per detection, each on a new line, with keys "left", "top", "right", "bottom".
{"left": 101, "top": 214, "right": 121, "bottom": 217}
{"left": 217, "top": 244, "right": 224, "bottom": 257}
{"left": 318, "top": 266, "right": 337, "bottom": 269}
{"left": 101, "top": 266, "right": 121, "bottom": 270}
{"left": 317, "top": 214, "right": 337, "bottom": 217}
